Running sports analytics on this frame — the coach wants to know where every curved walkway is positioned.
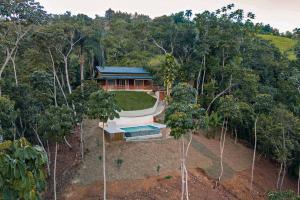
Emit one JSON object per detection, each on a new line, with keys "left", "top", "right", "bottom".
{"left": 118, "top": 101, "right": 165, "bottom": 117}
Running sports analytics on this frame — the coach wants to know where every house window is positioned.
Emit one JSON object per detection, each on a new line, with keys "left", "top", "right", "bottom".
{"left": 118, "top": 80, "right": 126, "bottom": 86}
{"left": 135, "top": 80, "right": 143, "bottom": 86}
{"left": 107, "top": 80, "right": 115, "bottom": 85}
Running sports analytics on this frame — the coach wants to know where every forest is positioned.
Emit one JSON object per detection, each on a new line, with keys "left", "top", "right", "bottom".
{"left": 0, "top": 0, "right": 300, "bottom": 199}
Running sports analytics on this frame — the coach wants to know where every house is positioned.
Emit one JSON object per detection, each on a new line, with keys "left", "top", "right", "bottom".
{"left": 95, "top": 66, "right": 154, "bottom": 90}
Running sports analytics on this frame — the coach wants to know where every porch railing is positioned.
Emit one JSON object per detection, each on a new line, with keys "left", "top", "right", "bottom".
{"left": 102, "top": 85, "right": 152, "bottom": 90}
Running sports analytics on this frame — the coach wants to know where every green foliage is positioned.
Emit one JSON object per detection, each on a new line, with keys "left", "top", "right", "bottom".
{"left": 163, "top": 54, "right": 179, "bottom": 102}
{"left": 256, "top": 105, "right": 299, "bottom": 165}
{"left": 114, "top": 158, "right": 123, "bottom": 169}
{"left": 0, "top": 138, "right": 47, "bottom": 200}
{"left": 165, "top": 83, "right": 203, "bottom": 139}
{"left": 38, "top": 105, "right": 75, "bottom": 142}
{"left": 254, "top": 94, "right": 274, "bottom": 114}
{"left": 204, "top": 111, "right": 222, "bottom": 138}
{"left": 267, "top": 190, "right": 300, "bottom": 200}
{"left": 0, "top": 96, "right": 17, "bottom": 140}
{"left": 217, "top": 95, "right": 239, "bottom": 119}
{"left": 0, "top": 1, "right": 300, "bottom": 185}
{"left": 30, "top": 71, "right": 53, "bottom": 92}
{"left": 87, "top": 89, "right": 121, "bottom": 123}
{"left": 0, "top": 0, "right": 47, "bottom": 23}
{"left": 171, "top": 82, "right": 196, "bottom": 104}
{"left": 156, "top": 165, "right": 161, "bottom": 174}
{"left": 68, "top": 80, "right": 99, "bottom": 122}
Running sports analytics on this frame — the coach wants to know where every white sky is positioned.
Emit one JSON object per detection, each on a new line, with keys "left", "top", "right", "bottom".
{"left": 37, "top": 0, "right": 300, "bottom": 32}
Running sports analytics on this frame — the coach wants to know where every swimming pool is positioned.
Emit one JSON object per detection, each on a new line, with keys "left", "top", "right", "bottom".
{"left": 121, "top": 125, "right": 160, "bottom": 137}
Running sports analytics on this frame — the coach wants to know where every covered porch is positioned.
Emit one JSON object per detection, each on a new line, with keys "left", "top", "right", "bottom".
{"left": 99, "top": 79, "right": 153, "bottom": 90}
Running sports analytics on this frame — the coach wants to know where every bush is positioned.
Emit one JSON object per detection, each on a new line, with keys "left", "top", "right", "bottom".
{"left": 268, "top": 190, "right": 300, "bottom": 200}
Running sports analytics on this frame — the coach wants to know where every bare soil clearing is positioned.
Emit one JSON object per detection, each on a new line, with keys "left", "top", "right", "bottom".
{"left": 63, "top": 169, "right": 238, "bottom": 200}
{"left": 72, "top": 120, "right": 212, "bottom": 184}
{"left": 50, "top": 119, "right": 297, "bottom": 200}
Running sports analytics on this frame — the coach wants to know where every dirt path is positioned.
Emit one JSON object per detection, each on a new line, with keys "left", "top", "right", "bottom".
{"left": 189, "top": 134, "right": 235, "bottom": 180}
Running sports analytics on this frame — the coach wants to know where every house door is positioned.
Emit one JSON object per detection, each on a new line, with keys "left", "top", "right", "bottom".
{"left": 117, "top": 79, "right": 126, "bottom": 88}
{"left": 129, "top": 79, "right": 134, "bottom": 89}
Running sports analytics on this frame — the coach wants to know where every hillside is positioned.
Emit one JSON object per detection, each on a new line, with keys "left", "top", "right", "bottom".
{"left": 258, "top": 34, "right": 297, "bottom": 60}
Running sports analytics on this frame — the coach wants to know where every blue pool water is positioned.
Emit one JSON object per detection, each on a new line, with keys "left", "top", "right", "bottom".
{"left": 121, "top": 125, "right": 160, "bottom": 137}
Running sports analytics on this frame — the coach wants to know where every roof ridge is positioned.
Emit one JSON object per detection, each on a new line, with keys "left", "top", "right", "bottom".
{"left": 95, "top": 66, "right": 150, "bottom": 74}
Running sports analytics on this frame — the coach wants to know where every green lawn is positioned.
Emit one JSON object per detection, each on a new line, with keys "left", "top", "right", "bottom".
{"left": 112, "top": 91, "right": 156, "bottom": 111}
{"left": 257, "top": 34, "right": 297, "bottom": 60}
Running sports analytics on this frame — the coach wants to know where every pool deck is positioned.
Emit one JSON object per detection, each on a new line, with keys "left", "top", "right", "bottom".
{"left": 103, "top": 122, "right": 166, "bottom": 134}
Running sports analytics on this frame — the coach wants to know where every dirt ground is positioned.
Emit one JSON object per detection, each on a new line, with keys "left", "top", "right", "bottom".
{"left": 47, "top": 119, "right": 298, "bottom": 200}
{"left": 44, "top": 126, "right": 82, "bottom": 199}
{"left": 64, "top": 168, "right": 238, "bottom": 200}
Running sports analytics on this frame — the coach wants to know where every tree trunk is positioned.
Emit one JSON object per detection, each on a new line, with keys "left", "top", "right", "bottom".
{"left": 64, "top": 57, "right": 72, "bottom": 94}
{"left": 54, "top": 142, "right": 58, "bottom": 200}
{"left": 59, "top": 35, "right": 82, "bottom": 95}
{"left": 13, "top": 123, "right": 16, "bottom": 140}
{"left": 53, "top": 69, "right": 57, "bottom": 107}
{"left": 0, "top": 49, "right": 11, "bottom": 96}
{"left": 49, "top": 48, "right": 69, "bottom": 107}
{"left": 101, "top": 47, "right": 105, "bottom": 66}
{"left": 80, "top": 49, "right": 84, "bottom": 92}
{"left": 206, "top": 84, "right": 236, "bottom": 113}
{"left": 221, "top": 47, "right": 225, "bottom": 82}
{"left": 276, "top": 162, "right": 283, "bottom": 189}
{"left": 0, "top": 48, "right": 11, "bottom": 79}
{"left": 280, "top": 162, "right": 286, "bottom": 191}
{"left": 47, "top": 140, "right": 51, "bottom": 176}
{"left": 218, "top": 119, "right": 227, "bottom": 183}
{"left": 195, "top": 68, "right": 202, "bottom": 103}
{"left": 234, "top": 128, "right": 238, "bottom": 144}
{"left": 18, "top": 117, "right": 25, "bottom": 137}
{"left": 184, "top": 133, "right": 193, "bottom": 200}
{"left": 92, "top": 56, "right": 96, "bottom": 78}
{"left": 102, "top": 122, "right": 107, "bottom": 200}
{"left": 280, "top": 128, "right": 287, "bottom": 191}
{"left": 80, "top": 122, "right": 84, "bottom": 160}
{"left": 61, "top": 72, "right": 65, "bottom": 88}
{"left": 33, "top": 125, "right": 50, "bottom": 176}
{"left": 229, "top": 74, "right": 232, "bottom": 93}
{"left": 201, "top": 69, "right": 206, "bottom": 95}
{"left": 297, "top": 165, "right": 299, "bottom": 196}
{"left": 250, "top": 117, "right": 258, "bottom": 191}
{"left": 184, "top": 163, "right": 189, "bottom": 200}
{"left": 64, "top": 136, "right": 72, "bottom": 149}
{"left": 11, "top": 49, "right": 18, "bottom": 86}
{"left": 0, "top": 26, "right": 31, "bottom": 95}
{"left": 181, "top": 136, "right": 185, "bottom": 200}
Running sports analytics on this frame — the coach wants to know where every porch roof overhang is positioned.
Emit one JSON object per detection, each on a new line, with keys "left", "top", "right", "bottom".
{"left": 97, "top": 75, "right": 153, "bottom": 80}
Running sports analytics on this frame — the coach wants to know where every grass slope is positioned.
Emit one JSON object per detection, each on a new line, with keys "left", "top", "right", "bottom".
{"left": 258, "top": 34, "right": 297, "bottom": 60}
{"left": 112, "top": 91, "right": 156, "bottom": 111}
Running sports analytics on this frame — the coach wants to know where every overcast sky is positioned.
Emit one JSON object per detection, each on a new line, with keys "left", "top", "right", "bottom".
{"left": 37, "top": 0, "right": 300, "bottom": 32}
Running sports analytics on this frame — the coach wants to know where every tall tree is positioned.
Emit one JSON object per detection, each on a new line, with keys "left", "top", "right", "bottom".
{"left": 86, "top": 90, "right": 120, "bottom": 200}
{"left": 38, "top": 105, "right": 75, "bottom": 200}
{"left": 0, "top": 0, "right": 46, "bottom": 95}
{"left": 251, "top": 94, "right": 273, "bottom": 191}
{"left": 165, "top": 83, "right": 202, "bottom": 200}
